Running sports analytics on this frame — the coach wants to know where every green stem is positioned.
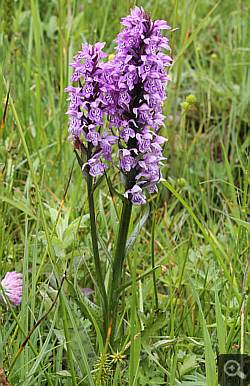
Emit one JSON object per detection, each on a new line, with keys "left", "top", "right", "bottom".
{"left": 109, "top": 198, "right": 133, "bottom": 345}
{"left": 87, "top": 174, "right": 108, "bottom": 340}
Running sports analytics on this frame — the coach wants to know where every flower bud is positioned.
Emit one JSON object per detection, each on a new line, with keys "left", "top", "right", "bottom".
{"left": 186, "top": 94, "right": 197, "bottom": 105}
{"left": 182, "top": 101, "right": 189, "bottom": 111}
{"left": 177, "top": 178, "right": 186, "bottom": 189}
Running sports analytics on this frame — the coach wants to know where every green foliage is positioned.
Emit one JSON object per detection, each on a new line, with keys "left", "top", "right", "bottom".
{"left": 0, "top": 0, "right": 250, "bottom": 385}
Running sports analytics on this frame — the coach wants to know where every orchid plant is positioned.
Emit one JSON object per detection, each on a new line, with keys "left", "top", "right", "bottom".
{"left": 65, "top": 6, "right": 172, "bottom": 344}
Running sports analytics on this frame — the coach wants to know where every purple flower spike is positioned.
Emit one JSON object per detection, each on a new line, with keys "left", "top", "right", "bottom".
{"left": 65, "top": 41, "right": 117, "bottom": 175}
{"left": 101, "top": 6, "right": 172, "bottom": 203}
{"left": 0, "top": 271, "right": 22, "bottom": 309}
{"left": 65, "top": 42, "right": 107, "bottom": 140}
{"left": 65, "top": 7, "right": 172, "bottom": 202}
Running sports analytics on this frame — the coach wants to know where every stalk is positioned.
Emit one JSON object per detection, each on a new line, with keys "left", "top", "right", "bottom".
{"left": 87, "top": 173, "right": 108, "bottom": 340}
{"left": 109, "top": 197, "right": 133, "bottom": 344}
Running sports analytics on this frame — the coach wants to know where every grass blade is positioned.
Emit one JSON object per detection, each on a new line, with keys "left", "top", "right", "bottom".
{"left": 188, "top": 275, "right": 216, "bottom": 386}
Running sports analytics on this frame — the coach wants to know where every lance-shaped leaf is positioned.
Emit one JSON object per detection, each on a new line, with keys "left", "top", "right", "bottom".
{"left": 125, "top": 203, "right": 149, "bottom": 257}
{"left": 66, "top": 279, "right": 104, "bottom": 334}
{"left": 54, "top": 296, "right": 96, "bottom": 386}
{"left": 141, "top": 310, "right": 168, "bottom": 341}
{"left": 68, "top": 314, "right": 97, "bottom": 375}
{"left": 97, "top": 231, "right": 113, "bottom": 266}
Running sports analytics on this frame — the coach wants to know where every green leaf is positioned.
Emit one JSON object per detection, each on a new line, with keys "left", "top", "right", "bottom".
{"left": 93, "top": 174, "right": 105, "bottom": 193}
{"left": 22, "top": 306, "right": 59, "bottom": 386}
{"left": 125, "top": 203, "right": 150, "bottom": 257}
{"left": 214, "top": 273, "right": 225, "bottom": 354}
{"left": 67, "top": 312, "right": 97, "bottom": 374}
{"left": 220, "top": 140, "right": 240, "bottom": 218}
{"left": 153, "top": 336, "right": 202, "bottom": 349}
{"left": 141, "top": 340, "right": 180, "bottom": 384}
{"left": 179, "top": 354, "right": 197, "bottom": 377}
{"left": 227, "top": 215, "right": 250, "bottom": 230}
{"left": 188, "top": 276, "right": 216, "bottom": 386}
{"left": 76, "top": 284, "right": 103, "bottom": 323}
{"left": 141, "top": 310, "right": 168, "bottom": 341}
{"left": 181, "top": 372, "right": 207, "bottom": 385}
{"left": 56, "top": 370, "right": 72, "bottom": 378}
{"left": 61, "top": 292, "right": 96, "bottom": 386}
{"left": 0, "top": 195, "right": 37, "bottom": 220}
{"left": 106, "top": 175, "right": 125, "bottom": 203}
{"left": 66, "top": 279, "right": 104, "bottom": 335}
{"left": 114, "top": 265, "right": 161, "bottom": 297}
{"left": 97, "top": 232, "right": 113, "bottom": 265}
{"left": 37, "top": 231, "right": 65, "bottom": 257}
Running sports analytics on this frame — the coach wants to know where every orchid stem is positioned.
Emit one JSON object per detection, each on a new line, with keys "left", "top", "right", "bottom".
{"left": 87, "top": 173, "right": 108, "bottom": 340}
{"left": 109, "top": 197, "right": 133, "bottom": 345}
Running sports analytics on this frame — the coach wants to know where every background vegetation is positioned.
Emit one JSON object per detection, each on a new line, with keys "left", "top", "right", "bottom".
{"left": 0, "top": 0, "right": 249, "bottom": 385}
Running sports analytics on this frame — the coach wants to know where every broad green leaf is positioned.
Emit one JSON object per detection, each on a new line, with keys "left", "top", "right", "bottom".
{"left": 181, "top": 372, "right": 207, "bottom": 385}
{"left": 66, "top": 280, "right": 104, "bottom": 334}
{"left": 227, "top": 215, "right": 250, "bottom": 230}
{"left": 97, "top": 232, "right": 113, "bottom": 265}
{"left": 56, "top": 370, "right": 72, "bottom": 378}
{"left": 141, "top": 340, "right": 180, "bottom": 384}
{"left": 60, "top": 292, "right": 96, "bottom": 386}
{"left": 153, "top": 336, "right": 203, "bottom": 349}
{"left": 141, "top": 310, "right": 168, "bottom": 341}
{"left": 179, "top": 354, "right": 197, "bottom": 377}
{"left": 76, "top": 284, "right": 103, "bottom": 323}
{"left": 37, "top": 232, "right": 65, "bottom": 257}
{"left": 125, "top": 203, "right": 150, "bottom": 257}
{"left": 67, "top": 312, "right": 97, "bottom": 374}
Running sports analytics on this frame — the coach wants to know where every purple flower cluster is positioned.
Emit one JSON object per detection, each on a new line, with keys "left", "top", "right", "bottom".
{"left": 65, "top": 6, "right": 172, "bottom": 204}
{"left": 0, "top": 271, "right": 22, "bottom": 309}
{"left": 65, "top": 42, "right": 117, "bottom": 177}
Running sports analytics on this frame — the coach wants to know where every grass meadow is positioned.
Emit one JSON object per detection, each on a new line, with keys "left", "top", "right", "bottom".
{"left": 0, "top": 0, "right": 250, "bottom": 385}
